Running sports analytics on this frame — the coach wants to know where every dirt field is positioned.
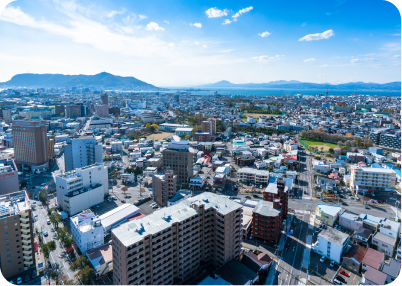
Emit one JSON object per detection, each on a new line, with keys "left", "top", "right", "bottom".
{"left": 145, "top": 131, "right": 174, "bottom": 141}
{"left": 243, "top": 113, "right": 282, "bottom": 118}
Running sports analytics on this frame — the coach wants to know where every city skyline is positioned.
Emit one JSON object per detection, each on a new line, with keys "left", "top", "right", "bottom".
{"left": 0, "top": 0, "right": 401, "bottom": 86}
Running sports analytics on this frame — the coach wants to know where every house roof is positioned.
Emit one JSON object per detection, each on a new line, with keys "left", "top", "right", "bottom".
{"left": 373, "top": 232, "right": 396, "bottom": 246}
{"left": 381, "top": 259, "right": 401, "bottom": 278}
{"left": 318, "top": 227, "right": 349, "bottom": 246}
{"left": 354, "top": 227, "right": 372, "bottom": 239}
{"left": 364, "top": 267, "right": 387, "bottom": 285}
{"left": 362, "top": 248, "right": 384, "bottom": 269}
{"left": 342, "top": 244, "right": 367, "bottom": 263}
{"left": 215, "top": 259, "right": 258, "bottom": 285}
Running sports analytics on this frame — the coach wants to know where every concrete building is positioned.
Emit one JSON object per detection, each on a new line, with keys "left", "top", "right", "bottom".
{"left": 56, "top": 163, "right": 108, "bottom": 216}
{"left": 70, "top": 210, "right": 104, "bottom": 254}
{"left": 349, "top": 166, "right": 396, "bottom": 193}
{"left": 339, "top": 212, "right": 363, "bottom": 231}
{"left": 95, "top": 104, "right": 109, "bottom": 117}
{"left": 237, "top": 168, "right": 270, "bottom": 185}
{"left": 0, "top": 191, "right": 35, "bottom": 279}
{"left": 371, "top": 232, "right": 397, "bottom": 258}
{"left": 262, "top": 179, "right": 288, "bottom": 220}
{"left": 175, "top": 128, "right": 193, "bottom": 137}
{"left": 111, "top": 192, "right": 243, "bottom": 285}
{"left": 12, "top": 120, "right": 49, "bottom": 170}
{"left": 3, "top": 109, "right": 12, "bottom": 124}
{"left": 313, "top": 227, "right": 349, "bottom": 263}
{"left": 152, "top": 169, "right": 177, "bottom": 207}
{"left": 64, "top": 136, "right": 103, "bottom": 172}
{"left": 65, "top": 105, "right": 82, "bottom": 118}
{"left": 193, "top": 132, "right": 211, "bottom": 142}
{"left": 101, "top": 93, "right": 109, "bottom": 105}
{"left": 167, "top": 190, "right": 192, "bottom": 207}
{"left": 159, "top": 123, "right": 190, "bottom": 132}
{"left": 86, "top": 243, "right": 113, "bottom": 280}
{"left": 315, "top": 204, "right": 342, "bottom": 227}
{"left": 0, "top": 159, "right": 19, "bottom": 195}
{"left": 379, "top": 218, "right": 400, "bottom": 239}
{"left": 162, "top": 141, "right": 193, "bottom": 187}
{"left": 99, "top": 204, "right": 140, "bottom": 234}
{"left": 201, "top": 119, "right": 216, "bottom": 135}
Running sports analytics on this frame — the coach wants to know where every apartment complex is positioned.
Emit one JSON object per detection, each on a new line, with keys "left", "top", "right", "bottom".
{"left": 0, "top": 159, "right": 19, "bottom": 195}
{"left": 96, "top": 104, "right": 109, "bottom": 117}
{"left": 65, "top": 105, "right": 82, "bottom": 118}
{"left": 3, "top": 109, "right": 12, "bottom": 124}
{"left": 201, "top": 119, "right": 216, "bottom": 135}
{"left": 152, "top": 169, "right": 177, "bottom": 207}
{"left": 162, "top": 141, "right": 193, "bottom": 187}
{"left": 349, "top": 166, "right": 396, "bottom": 192}
{"left": 56, "top": 163, "right": 108, "bottom": 216}
{"left": 0, "top": 191, "right": 35, "bottom": 279}
{"left": 370, "top": 131, "right": 401, "bottom": 150}
{"left": 237, "top": 168, "right": 270, "bottom": 185}
{"left": 64, "top": 136, "right": 103, "bottom": 172}
{"left": 12, "top": 120, "right": 49, "bottom": 168}
{"left": 111, "top": 193, "right": 242, "bottom": 285}
{"left": 193, "top": 132, "right": 211, "bottom": 142}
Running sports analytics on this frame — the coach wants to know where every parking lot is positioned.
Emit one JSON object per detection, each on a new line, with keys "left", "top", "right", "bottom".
{"left": 334, "top": 267, "right": 361, "bottom": 285}
{"left": 309, "top": 251, "right": 339, "bottom": 283}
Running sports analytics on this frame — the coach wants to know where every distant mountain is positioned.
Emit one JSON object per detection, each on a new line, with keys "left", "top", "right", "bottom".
{"left": 0, "top": 72, "right": 159, "bottom": 89}
{"left": 199, "top": 80, "right": 401, "bottom": 91}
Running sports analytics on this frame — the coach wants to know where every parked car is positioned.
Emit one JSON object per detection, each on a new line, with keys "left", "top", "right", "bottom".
{"left": 121, "top": 200, "right": 126, "bottom": 203}
{"left": 339, "top": 270, "right": 349, "bottom": 277}
{"left": 333, "top": 279, "right": 342, "bottom": 285}
{"left": 320, "top": 256, "right": 326, "bottom": 263}
{"left": 47, "top": 220, "right": 51, "bottom": 225}
{"left": 43, "top": 231, "right": 48, "bottom": 237}
{"left": 336, "top": 276, "right": 346, "bottom": 283}
{"left": 330, "top": 260, "right": 335, "bottom": 267}
{"left": 16, "top": 277, "right": 22, "bottom": 285}
{"left": 245, "top": 196, "right": 251, "bottom": 199}
{"left": 365, "top": 205, "right": 370, "bottom": 209}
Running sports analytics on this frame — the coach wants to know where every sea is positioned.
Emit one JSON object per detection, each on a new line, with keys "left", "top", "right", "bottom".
{"left": 118, "top": 87, "right": 401, "bottom": 97}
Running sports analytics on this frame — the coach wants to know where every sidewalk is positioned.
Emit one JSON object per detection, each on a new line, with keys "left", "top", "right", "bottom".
{"left": 265, "top": 260, "right": 278, "bottom": 285}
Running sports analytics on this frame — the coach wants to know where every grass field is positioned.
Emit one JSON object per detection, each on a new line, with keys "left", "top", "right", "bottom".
{"left": 301, "top": 139, "right": 338, "bottom": 151}
{"left": 145, "top": 131, "right": 174, "bottom": 141}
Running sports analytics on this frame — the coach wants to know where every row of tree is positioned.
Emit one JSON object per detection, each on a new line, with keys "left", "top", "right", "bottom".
{"left": 300, "top": 130, "right": 373, "bottom": 148}
{"left": 70, "top": 256, "right": 95, "bottom": 285}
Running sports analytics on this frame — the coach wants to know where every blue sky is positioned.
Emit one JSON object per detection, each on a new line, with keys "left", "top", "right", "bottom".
{"left": 0, "top": 0, "right": 400, "bottom": 86}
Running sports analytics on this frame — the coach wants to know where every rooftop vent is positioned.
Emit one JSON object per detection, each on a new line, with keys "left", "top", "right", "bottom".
{"left": 203, "top": 198, "right": 209, "bottom": 203}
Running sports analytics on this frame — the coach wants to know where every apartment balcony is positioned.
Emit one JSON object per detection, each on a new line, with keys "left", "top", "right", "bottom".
{"left": 21, "top": 227, "right": 31, "bottom": 234}
{"left": 20, "top": 217, "right": 29, "bottom": 223}
{"left": 23, "top": 253, "right": 33, "bottom": 260}
{"left": 23, "top": 250, "right": 32, "bottom": 256}
{"left": 22, "top": 244, "right": 32, "bottom": 250}
{"left": 21, "top": 233, "right": 31, "bottom": 240}
{"left": 23, "top": 261, "right": 33, "bottom": 267}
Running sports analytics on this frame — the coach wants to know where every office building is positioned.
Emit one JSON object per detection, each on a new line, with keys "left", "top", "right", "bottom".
{"left": 55, "top": 105, "right": 65, "bottom": 115}
{"left": 56, "top": 163, "right": 108, "bottom": 216}
{"left": 193, "top": 132, "right": 211, "bottom": 142}
{"left": 174, "top": 94, "right": 179, "bottom": 102}
{"left": 162, "top": 141, "right": 193, "bottom": 187}
{"left": 3, "top": 109, "right": 12, "bottom": 124}
{"left": 349, "top": 166, "right": 396, "bottom": 192}
{"left": 152, "top": 169, "right": 177, "bottom": 207}
{"left": 237, "top": 168, "right": 270, "bottom": 185}
{"left": 101, "top": 93, "right": 109, "bottom": 105}
{"left": 65, "top": 105, "right": 82, "bottom": 118}
{"left": 64, "top": 136, "right": 103, "bottom": 172}
{"left": 111, "top": 192, "right": 243, "bottom": 285}
{"left": 0, "top": 191, "right": 35, "bottom": 279}
{"left": 95, "top": 104, "right": 109, "bottom": 117}
{"left": 70, "top": 210, "right": 104, "bottom": 254}
{"left": 12, "top": 120, "right": 49, "bottom": 169}
{"left": 0, "top": 159, "right": 19, "bottom": 195}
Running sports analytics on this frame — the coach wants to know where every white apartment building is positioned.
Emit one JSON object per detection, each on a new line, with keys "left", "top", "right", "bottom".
{"left": 110, "top": 141, "right": 123, "bottom": 153}
{"left": 56, "top": 163, "right": 108, "bottom": 216}
{"left": 159, "top": 123, "right": 190, "bottom": 132}
{"left": 313, "top": 227, "right": 349, "bottom": 263}
{"left": 379, "top": 218, "right": 401, "bottom": 239}
{"left": 70, "top": 210, "right": 104, "bottom": 254}
{"left": 237, "top": 168, "right": 270, "bottom": 185}
{"left": 283, "top": 143, "right": 298, "bottom": 152}
{"left": 349, "top": 166, "right": 396, "bottom": 192}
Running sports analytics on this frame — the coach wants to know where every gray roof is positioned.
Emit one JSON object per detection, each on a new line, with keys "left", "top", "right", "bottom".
{"left": 380, "top": 218, "right": 400, "bottom": 233}
{"left": 381, "top": 259, "right": 401, "bottom": 278}
{"left": 373, "top": 232, "right": 397, "bottom": 246}
{"left": 253, "top": 200, "right": 281, "bottom": 217}
{"left": 264, "top": 183, "right": 278, "bottom": 194}
{"left": 238, "top": 167, "right": 270, "bottom": 176}
{"left": 112, "top": 192, "right": 241, "bottom": 247}
{"left": 318, "top": 227, "right": 349, "bottom": 246}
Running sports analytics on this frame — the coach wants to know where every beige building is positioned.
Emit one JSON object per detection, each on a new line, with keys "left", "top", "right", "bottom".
{"left": 111, "top": 192, "right": 243, "bottom": 285}
{"left": 349, "top": 166, "right": 396, "bottom": 193}
{"left": 0, "top": 159, "right": 19, "bottom": 195}
{"left": 201, "top": 119, "right": 216, "bottom": 135}
{"left": 162, "top": 141, "right": 193, "bottom": 187}
{"left": 0, "top": 191, "right": 35, "bottom": 279}
{"left": 152, "top": 169, "right": 177, "bottom": 207}
{"left": 237, "top": 168, "right": 270, "bottom": 185}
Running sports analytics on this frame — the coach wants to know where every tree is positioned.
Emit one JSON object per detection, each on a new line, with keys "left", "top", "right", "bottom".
{"left": 60, "top": 112, "right": 65, "bottom": 117}
{"left": 145, "top": 123, "right": 151, "bottom": 129}
{"left": 121, "top": 186, "right": 128, "bottom": 197}
{"left": 355, "top": 137, "right": 362, "bottom": 147}
{"left": 50, "top": 270, "right": 57, "bottom": 279}
{"left": 59, "top": 274, "right": 75, "bottom": 285}
{"left": 184, "top": 134, "right": 191, "bottom": 140}
{"left": 328, "top": 148, "right": 334, "bottom": 155}
{"left": 152, "top": 124, "right": 158, "bottom": 130}
{"left": 38, "top": 190, "right": 47, "bottom": 205}
{"left": 134, "top": 166, "right": 143, "bottom": 176}
{"left": 71, "top": 256, "right": 89, "bottom": 271}
{"left": 75, "top": 265, "right": 95, "bottom": 285}
{"left": 48, "top": 240, "right": 56, "bottom": 252}
{"left": 337, "top": 141, "right": 343, "bottom": 148}
{"left": 41, "top": 241, "right": 56, "bottom": 259}
{"left": 49, "top": 213, "right": 61, "bottom": 229}
{"left": 239, "top": 104, "right": 245, "bottom": 109}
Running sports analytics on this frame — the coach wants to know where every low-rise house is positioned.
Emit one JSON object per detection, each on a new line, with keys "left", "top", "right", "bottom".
{"left": 214, "top": 259, "right": 259, "bottom": 285}
{"left": 313, "top": 227, "right": 349, "bottom": 263}
{"left": 381, "top": 259, "right": 401, "bottom": 284}
{"left": 361, "top": 267, "right": 387, "bottom": 285}
{"left": 86, "top": 243, "right": 113, "bottom": 280}
{"left": 315, "top": 204, "right": 342, "bottom": 227}
{"left": 237, "top": 168, "right": 270, "bottom": 185}
{"left": 313, "top": 161, "right": 330, "bottom": 173}
{"left": 342, "top": 244, "right": 367, "bottom": 273}
{"left": 241, "top": 252, "right": 272, "bottom": 273}
{"left": 360, "top": 214, "right": 382, "bottom": 232}
{"left": 379, "top": 218, "right": 401, "bottom": 239}
{"left": 371, "top": 232, "right": 397, "bottom": 258}
{"left": 362, "top": 248, "right": 385, "bottom": 271}
{"left": 339, "top": 212, "right": 363, "bottom": 231}
{"left": 352, "top": 227, "right": 373, "bottom": 247}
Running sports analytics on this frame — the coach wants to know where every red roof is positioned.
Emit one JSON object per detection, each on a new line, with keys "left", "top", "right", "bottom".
{"left": 128, "top": 213, "right": 146, "bottom": 221}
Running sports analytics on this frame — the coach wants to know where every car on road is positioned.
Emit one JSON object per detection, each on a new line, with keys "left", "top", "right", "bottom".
{"left": 341, "top": 202, "right": 348, "bottom": 205}
{"left": 365, "top": 205, "right": 370, "bottom": 209}
{"left": 245, "top": 196, "right": 251, "bottom": 199}
{"left": 112, "top": 197, "right": 118, "bottom": 200}
{"left": 47, "top": 219, "right": 51, "bottom": 225}
{"left": 43, "top": 231, "right": 48, "bottom": 236}
{"left": 121, "top": 200, "right": 126, "bottom": 203}
{"left": 330, "top": 260, "right": 335, "bottom": 267}
{"left": 253, "top": 195, "right": 259, "bottom": 198}
{"left": 16, "top": 277, "right": 22, "bottom": 285}
{"left": 339, "top": 270, "right": 349, "bottom": 277}
{"left": 320, "top": 256, "right": 326, "bottom": 263}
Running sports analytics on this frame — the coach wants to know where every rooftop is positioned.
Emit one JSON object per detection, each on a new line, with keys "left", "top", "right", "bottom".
{"left": 373, "top": 232, "right": 397, "bottom": 246}
{"left": 318, "top": 227, "right": 349, "bottom": 245}
{"left": 316, "top": 204, "right": 342, "bottom": 216}
{"left": 238, "top": 167, "right": 270, "bottom": 176}
{"left": 362, "top": 248, "right": 384, "bottom": 269}
{"left": 99, "top": 204, "right": 140, "bottom": 230}
{"left": 253, "top": 200, "right": 281, "bottom": 217}
{"left": 380, "top": 218, "right": 400, "bottom": 233}
{"left": 363, "top": 266, "right": 387, "bottom": 285}
{"left": 0, "top": 190, "right": 30, "bottom": 219}
{"left": 86, "top": 243, "right": 113, "bottom": 269}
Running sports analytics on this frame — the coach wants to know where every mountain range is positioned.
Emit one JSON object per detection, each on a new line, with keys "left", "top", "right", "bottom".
{"left": 0, "top": 72, "right": 158, "bottom": 89}
{"left": 199, "top": 80, "right": 401, "bottom": 91}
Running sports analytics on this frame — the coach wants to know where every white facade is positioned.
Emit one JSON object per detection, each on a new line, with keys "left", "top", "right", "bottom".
{"left": 159, "top": 123, "right": 190, "bottom": 132}
{"left": 237, "top": 168, "right": 269, "bottom": 184}
{"left": 313, "top": 228, "right": 349, "bottom": 263}
{"left": 110, "top": 141, "right": 123, "bottom": 153}
{"left": 313, "top": 160, "right": 330, "bottom": 173}
{"left": 70, "top": 212, "right": 104, "bottom": 254}
{"left": 379, "top": 218, "right": 401, "bottom": 239}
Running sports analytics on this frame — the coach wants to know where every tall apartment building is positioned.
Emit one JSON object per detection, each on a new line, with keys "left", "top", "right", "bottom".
{"left": 55, "top": 105, "right": 65, "bottom": 115}
{"left": 201, "top": 119, "right": 216, "bottom": 136}
{"left": 370, "top": 131, "right": 401, "bottom": 150}
{"left": 162, "top": 141, "right": 193, "bottom": 187}
{"left": 64, "top": 136, "right": 103, "bottom": 172}
{"left": 101, "top": 93, "right": 109, "bottom": 105}
{"left": 0, "top": 159, "right": 19, "bottom": 195}
{"left": 12, "top": 120, "right": 49, "bottom": 168}
{"left": 3, "top": 109, "right": 12, "bottom": 124}
{"left": 152, "top": 169, "right": 177, "bottom": 207}
{"left": 349, "top": 166, "right": 396, "bottom": 193}
{"left": 0, "top": 191, "right": 35, "bottom": 279}
{"left": 111, "top": 192, "right": 243, "bottom": 285}
{"left": 251, "top": 179, "right": 288, "bottom": 246}
{"left": 65, "top": 105, "right": 82, "bottom": 118}
{"left": 56, "top": 163, "right": 108, "bottom": 216}
{"left": 95, "top": 104, "right": 109, "bottom": 117}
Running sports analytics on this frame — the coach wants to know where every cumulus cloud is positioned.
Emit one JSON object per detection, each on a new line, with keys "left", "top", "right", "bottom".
{"left": 145, "top": 22, "right": 164, "bottom": 31}
{"left": 194, "top": 41, "right": 199, "bottom": 45}
{"left": 205, "top": 7, "right": 228, "bottom": 18}
{"left": 303, "top": 58, "right": 316, "bottom": 62}
{"left": 190, "top": 23, "right": 202, "bottom": 28}
{"left": 222, "top": 19, "right": 232, "bottom": 25}
{"left": 351, "top": 59, "right": 360, "bottom": 63}
{"left": 251, "top": 55, "right": 283, "bottom": 62}
{"left": 232, "top": 6, "right": 253, "bottom": 21}
{"left": 259, "top": 31, "right": 271, "bottom": 37}
{"left": 299, "top": 29, "right": 334, "bottom": 41}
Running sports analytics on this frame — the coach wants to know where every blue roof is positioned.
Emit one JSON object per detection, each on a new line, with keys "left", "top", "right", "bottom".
{"left": 371, "top": 163, "right": 383, "bottom": 169}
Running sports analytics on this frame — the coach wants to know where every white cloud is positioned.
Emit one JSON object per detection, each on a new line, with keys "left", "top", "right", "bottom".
{"left": 194, "top": 41, "right": 199, "bottom": 45}
{"left": 222, "top": 19, "right": 232, "bottom": 25}
{"left": 299, "top": 29, "right": 334, "bottom": 41}
{"left": 319, "top": 64, "right": 328, "bottom": 67}
{"left": 219, "top": 49, "right": 234, "bottom": 53}
{"left": 106, "top": 9, "right": 126, "bottom": 18}
{"left": 232, "top": 6, "right": 253, "bottom": 21}
{"left": 139, "top": 15, "right": 147, "bottom": 21}
{"left": 259, "top": 31, "right": 271, "bottom": 37}
{"left": 181, "top": 40, "right": 189, "bottom": 43}
{"left": 301, "top": 22, "right": 306, "bottom": 27}
{"left": 351, "top": 59, "right": 360, "bottom": 63}
{"left": 168, "top": 43, "right": 175, "bottom": 48}
{"left": 205, "top": 7, "right": 228, "bottom": 18}
{"left": 303, "top": 58, "right": 316, "bottom": 62}
{"left": 251, "top": 55, "right": 283, "bottom": 62}
{"left": 190, "top": 23, "right": 202, "bottom": 28}
{"left": 145, "top": 22, "right": 164, "bottom": 31}
{"left": 164, "top": 20, "right": 169, "bottom": 24}
{"left": 203, "top": 45, "right": 207, "bottom": 48}
{"left": 394, "top": 55, "right": 401, "bottom": 58}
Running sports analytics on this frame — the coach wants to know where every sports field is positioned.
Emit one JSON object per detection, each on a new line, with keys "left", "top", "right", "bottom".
{"left": 145, "top": 132, "right": 173, "bottom": 141}
{"left": 301, "top": 139, "right": 338, "bottom": 151}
